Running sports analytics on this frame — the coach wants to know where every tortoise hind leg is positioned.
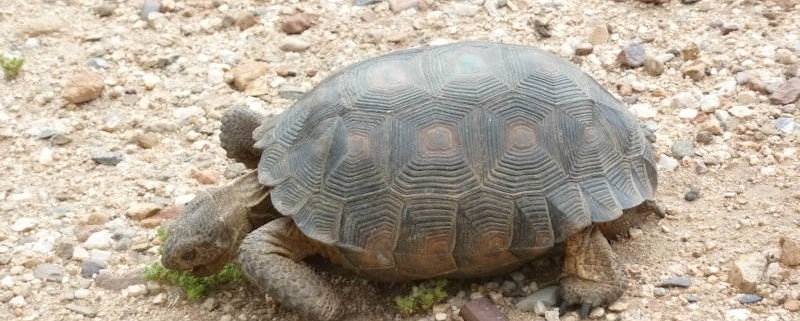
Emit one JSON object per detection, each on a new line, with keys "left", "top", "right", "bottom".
{"left": 559, "top": 226, "right": 625, "bottom": 318}
{"left": 220, "top": 106, "right": 264, "bottom": 169}
{"left": 236, "top": 217, "right": 343, "bottom": 321}
{"left": 597, "top": 199, "right": 666, "bottom": 239}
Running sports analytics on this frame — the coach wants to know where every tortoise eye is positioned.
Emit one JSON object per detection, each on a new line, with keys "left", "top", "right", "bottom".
{"left": 181, "top": 249, "right": 197, "bottom": 261}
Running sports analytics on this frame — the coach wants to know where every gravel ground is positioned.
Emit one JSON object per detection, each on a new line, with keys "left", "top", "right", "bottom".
{"left": 1, "top": 0, "right": 799, "bottom": 320}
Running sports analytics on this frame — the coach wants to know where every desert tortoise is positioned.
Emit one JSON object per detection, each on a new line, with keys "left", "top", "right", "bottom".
{"left": 162, "top": 41, "right": 660, "bottom": 320}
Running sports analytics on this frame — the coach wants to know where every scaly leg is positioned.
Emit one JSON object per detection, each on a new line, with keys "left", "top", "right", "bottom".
{"left": 236, "top": 217, "right": 342, "bottom": 321}
{"left": 559, "top": 226, "right": 625, "bottom": 318}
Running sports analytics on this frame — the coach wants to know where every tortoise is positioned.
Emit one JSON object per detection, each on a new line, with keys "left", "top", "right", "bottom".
{"left": 161, "top": 41, "right": 661, "bottom": 320}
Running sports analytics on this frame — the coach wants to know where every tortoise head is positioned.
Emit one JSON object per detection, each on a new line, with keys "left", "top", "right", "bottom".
{"left": 161, "top": 171, "right": 269, "bottom": 276}
{"left": 160, "top": 190, "right": 251, "bottom": 276}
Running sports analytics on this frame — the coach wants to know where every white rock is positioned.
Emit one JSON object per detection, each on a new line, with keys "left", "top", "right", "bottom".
{"left": 1, "top": 275, "right": 14, "bottom": 287}
{"left": 142, "top": 73, "right": 160, "bottom": 90}
{"left": 699, "top": 94, "right": 720, "bottom": 112}
{"left": 207, "top": 63, "right": 228, "bottom": 85}
{"left": 671, "top": 92, "right": 700, "bottom": 110}
{"left": 718, "top": 79, "right": 738, "bottom": 96}
{"left": 657, "top": 154, "right": 679, "bottom": 171}
{"left": 38, "top": 147, "right": 54, "bottom": 164}
{"left": 72, "top": 246, "right": 90, "bottom": 261}
{"left": 590, "top": 307, "right": 605, "bottom": 318}
{"left": 728, "top": 105, "right": 755, "bottom": 118}
{"left": 125, "top": 284, "right": 148, "bottom": 297}
{"left": 725, "top": 308, "right": 750, "bottom": 321}
{"left": 9, "top": 295, "right": 26, "bottom": 307}
{"left": 83, "top": 230, "right": 113, "bottom": 250}
{"left": 74, "top": 288, "right": 91, "bottom": 299}
{"left": 607, "top": 301, "right": 629, "bottom": 312}
{"left": 434, "top": 312, "right": 447, "bottom": 321}
{"left": 678, "top": 108, "right": 699, "bottom": 119}
{"left": 11, "top": 217, "right": 38, "bottom": 232}
{"left": 544, "top": 310, "right": 560, "bottom": 321}
{"left": 629, "top": 103, "right": 657, "bottom": 119}
{"left": 760, "top": 166, "right": 777, "bottom": 176}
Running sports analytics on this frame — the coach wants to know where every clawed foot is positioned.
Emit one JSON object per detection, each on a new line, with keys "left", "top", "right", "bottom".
{"left": 558, "top": 275, "right": 624, "bottom": 318}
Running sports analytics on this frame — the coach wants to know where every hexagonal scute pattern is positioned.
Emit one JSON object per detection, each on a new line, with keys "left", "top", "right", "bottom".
{"left": 255, "top": 42, "right": 657, "bottom": 278}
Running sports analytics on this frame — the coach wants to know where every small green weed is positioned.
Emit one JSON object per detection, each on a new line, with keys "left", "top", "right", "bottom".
{"left": 394, "top": 279, "right": 448, "bottom": 314}
{"left": 143, "top": 225, "right": 242, "bottom": 299}
{"left": 0, "top": 55, "right": 24, "bottom": 79}
{"left": 143, "top": 261, "right": 242, "bottom": 299}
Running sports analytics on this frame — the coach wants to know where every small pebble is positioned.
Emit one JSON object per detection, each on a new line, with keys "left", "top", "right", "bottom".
{"left": 93, "top": 5, "right": 116, "bottom": 17}
{"left": 83, "top": 230, "right": 113, "bottom": 250}
{"left": 657, "top": 154, "right": 679, "bottom": 171}
{"left": 66, "top": 303, "right": 98, "bottom": 317}
{"left": 643, "top": 55, "right": 664, "bottom": 76}
{"left": 590, "top": 307, "right": 605, "bottom": 318}
{"left": 135, "top": 132, "right": 160, "bottom": 149}
{"left": 695, "top": 131, "right": 714, "bottom": 144}
{"left": 74, "top": 288, "right": 91, "bottom": 299}
{"left": 684, "top": 294, "right": 699, "bottom": 303}
{"left": 658, "top": 276, "right": 692, "bottom": 288}
{"left": 738, "top": 294, "right": 762, "bottom": 304}
{"left": 516, "top": 286, "right": 559, "bottom": 312}
{"left": 684, "top": 188, "right": 700, "bottom": 201}
{"left": 607, "top": 301, "right": 629, "bottom": 312}
{"left": 125, "top": 284, "right": 148, "bottom": 297}
{"left": 81, "top": 261, "right": 105, "bottom": 278}
{"left": 141, "top": 0, "right": 161, "bottom": 20}
{"left": 281, "top": 13, "right": 316, "bottom": 35}
{"left": 784, "top": 299, "right": 800, "bottom": 312}
{"left": 653, "top": 287, "right": 667, "bottom": 296}
{"left": 279, "top": 37, "right": 311, "bottom": 52}
{"left": 574, "top": 43, "right": 594, "bottom": 56}
{"left": 617, "top": 42, "right": 645, "bottom": 68}
{"left": 34, "top": 263, "right": 64, "bottom": 282}
{"left": 92, "top": 152, "right": 124, "bottom": 166}
{"left": 671, "top": 141, "right": 694, "bottom": 159}
{"left": 11, "top": 217, "right": 38, "bottom": 232}
{"left": 460, "top": 298, "right": 509, "bottom": 321}
{"left": 388, "top": 0, "right": 419, "bottom": 13}
{"left": 9, "top": 295, "right": 26, "bottom": 307}
{"left": 62, "top": 72, "right": 104, "bottom": 104}
{"left": 682, "top": 42, "right": 700, "bottom": 60}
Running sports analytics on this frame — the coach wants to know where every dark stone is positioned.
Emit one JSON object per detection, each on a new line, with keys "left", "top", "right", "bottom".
{"left": 658, "top": 276, "right": 692, "bottom": 288}
{"left": 739, "top": 294, "right": 762, "bottom": 304}
{"left": 671, "top": 140, "right": 695, "bottom": 159}
{"left": 684, "top": 188, "right": 700, "bottom": 201}
{"left": 81, "top": 261, "right": 106, "bottom": 278}
{"left": 695, "top": 131, "right": 714, "bottom": 144}
{"left": 461, "top": 297, "right": 509, "bottom": 321}
{"left": 92, "top": 152, "right": 124, "bottom": 166}
{"left": 353, "top": 0, "right": 384, "bottom": 5}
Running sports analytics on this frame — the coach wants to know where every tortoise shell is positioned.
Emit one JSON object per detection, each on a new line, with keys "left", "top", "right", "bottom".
{"left": 252, "top": 42, "right": 656, "bottom": 280}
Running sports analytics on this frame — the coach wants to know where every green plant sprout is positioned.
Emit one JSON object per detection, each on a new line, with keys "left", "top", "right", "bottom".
{"left": 0, "top": 55, "right": 24, "bottom": 79}
{"left": 394, "top": 279, "right": 449, "bottom": 314}
{"left": 143, "top": 226, "right": 243, "bottom": 299}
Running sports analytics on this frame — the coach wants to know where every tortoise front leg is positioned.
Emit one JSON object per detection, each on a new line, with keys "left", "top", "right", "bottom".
{"left": 236, "top": 217, "right": 343, "bottom": 321}
{"left": 559, "top": 225, "right": 625, "bottom": 318}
